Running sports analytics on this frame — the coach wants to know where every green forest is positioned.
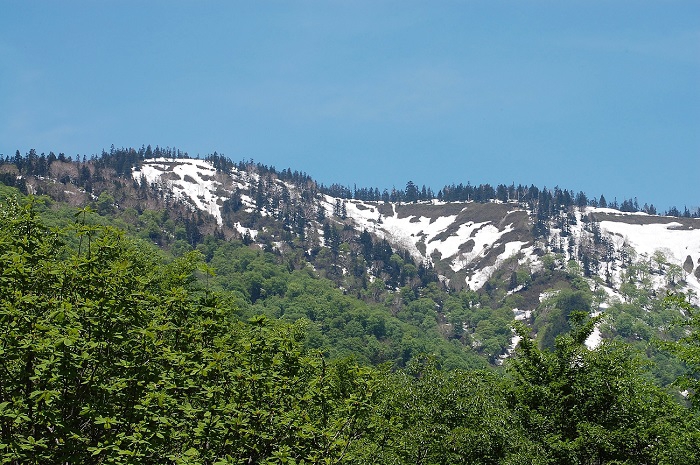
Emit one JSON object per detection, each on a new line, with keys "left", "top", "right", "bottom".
{"left": 2, "top": 186, "right": 700, "bottom": 464}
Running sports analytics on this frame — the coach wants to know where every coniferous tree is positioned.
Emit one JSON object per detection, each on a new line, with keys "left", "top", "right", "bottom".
{"left": 599, "top": 194, "right": 607, "bottom": 208}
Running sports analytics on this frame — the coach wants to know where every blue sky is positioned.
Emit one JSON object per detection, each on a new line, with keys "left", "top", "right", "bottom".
{"left": 1, "top": 1, "right": 698, "bottom": 211}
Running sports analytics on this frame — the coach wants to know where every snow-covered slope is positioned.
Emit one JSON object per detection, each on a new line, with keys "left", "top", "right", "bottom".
{"left": 598, "top": 216, "right": 700, "bottom": 294}
{"left": 133, "top": 157, "right": 261, "bottom": 237}
{"left": 319, "top": 197, "right": 538, "bottom": 290}
{"left": 132, "top": 158, "right": 700, "bottom": 300}
{"left": 134, "top": 158, "right": 229, "bottom": 223}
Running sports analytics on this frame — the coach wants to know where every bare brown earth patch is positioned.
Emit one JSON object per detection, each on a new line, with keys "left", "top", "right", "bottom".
{"left": 0, "top": 164, "right": 19, "bottom": 175}
{"left": 683, "top": 255, "right": 694, "bottom": 274}
{"left": 376, "top": 202, "right": 394, "bottom": 217}
{"left": 148, "top": 161, "right": 179, "bottom": 170}
{"left": 160, "top": 172, "right": 181, "bottom": 181}
{"left": 430, "top": 226, "right": 465, "bottom": 244}
{"left": 476, "top": 226, "right": 532, "bottom": 270}
{"left": 213, "top": 186, "right": 230, "bottom": 197}
{"left": 503, "top": 209, "right": 531, "bottom": 233}
{"left": 394, "top": 202, "right": 467, "bottom": 220}
{"left": 459, "top": 239, "right": 476, "bottom": 254}
{"left": 590, "top": 212, "right": 699, "bottom": 230}
{"left": 446, "top": 268, "right": 468, "bottom": 290}
{"left": 456, "top": 202, "right": 524, "bottom": 223}
{"left": 444, "top": 202, "right": 527, "bottom": 238}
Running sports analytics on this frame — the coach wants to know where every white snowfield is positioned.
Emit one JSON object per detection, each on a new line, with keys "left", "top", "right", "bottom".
{"left": 600, "top": 220, "right": 699, "bottom": 266}
{"left": 596, "top": 217, "right": 700, "bottom": 296}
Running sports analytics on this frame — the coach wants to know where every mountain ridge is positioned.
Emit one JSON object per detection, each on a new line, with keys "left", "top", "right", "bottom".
{"left": 128, "top": 155, "right": 700, "bottom": 298}
{"left": 2, "top": 148, "right": 699, "bottom": 364}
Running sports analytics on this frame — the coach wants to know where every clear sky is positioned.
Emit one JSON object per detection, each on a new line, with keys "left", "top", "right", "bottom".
{"left": 1, "top": 1, "right": 698, "bottom": 211}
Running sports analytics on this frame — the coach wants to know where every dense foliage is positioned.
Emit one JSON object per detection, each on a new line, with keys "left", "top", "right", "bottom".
{"left": 3, "top": 144, "right": 700, "bottom": 464}
{"left": 0, "top": 197, "right": 381, "bottom": 463}
{"left": 2, "top": 195, "right": 700, "bottom": 464}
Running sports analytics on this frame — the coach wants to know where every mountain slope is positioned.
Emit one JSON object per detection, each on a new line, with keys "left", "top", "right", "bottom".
{"left": 2, "top": 149, "right": 699, "bottom": 366}
{"left": 131, "top": 156, "right": 700, "bottom": 299}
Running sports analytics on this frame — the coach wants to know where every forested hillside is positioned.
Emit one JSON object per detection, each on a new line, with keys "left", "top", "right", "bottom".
{"left": 2, "top": 147, "right": 699, "bottom": 375}
{"left": 2, "top": 147, "right": 700, "bottom": 463}
{"left": 2, "top": 191, "right": 700, "bottom": 464}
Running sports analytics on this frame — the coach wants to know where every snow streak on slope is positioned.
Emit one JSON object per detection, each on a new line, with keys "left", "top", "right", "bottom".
{"left": 464, "top": 240, "right": 531, "bottom": 291}
{"left": 339, "top": 198, "right": 537, "bottom": 289}
{"left": 133, "top": 158, "right": 263, "bottom": 237}
{"left": 432, "top": 221, "right": 483, "bottom": 260}
{"left": 134, "top": 158, "right": 225, "bottom": 223}
{"left": 338, "top": 199, "right": 458, "bottom": 258}
{"left": 451, "top": 224, "right": 515, "bottom": 270}
{"left": 584, "top": 304, "right": 607, "bottom": 350}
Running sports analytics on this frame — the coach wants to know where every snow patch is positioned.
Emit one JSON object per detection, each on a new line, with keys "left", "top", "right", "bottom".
{"left": 134, "top": 158, "right": 227, "bottom": 224}
{"left": 599, "top": 219, "right": 700, "bottom": 294}
{"left": 584, "top": 326, "right": 602, "bottom": 350}
{"left": 233, "top": 223, "right": 258, "bottom": 239}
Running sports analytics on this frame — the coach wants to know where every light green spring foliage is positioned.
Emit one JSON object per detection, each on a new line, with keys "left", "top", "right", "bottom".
{"left": 662, "top": 293, "right": 700, "bottom": 408}
{"left": 510, "top": 314, "right": 699, "bottom": 464}
{"left": 2, "top": 196, "right": 700, "bottom": 464}
{"left": 203, "top": 239, "right": 488, "bottom": 371}
{"left": 0, "top": 197, "right": 378, "bottom": 464}
{"left": 355, "top": 359, "right": 537, "bottom": 465}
